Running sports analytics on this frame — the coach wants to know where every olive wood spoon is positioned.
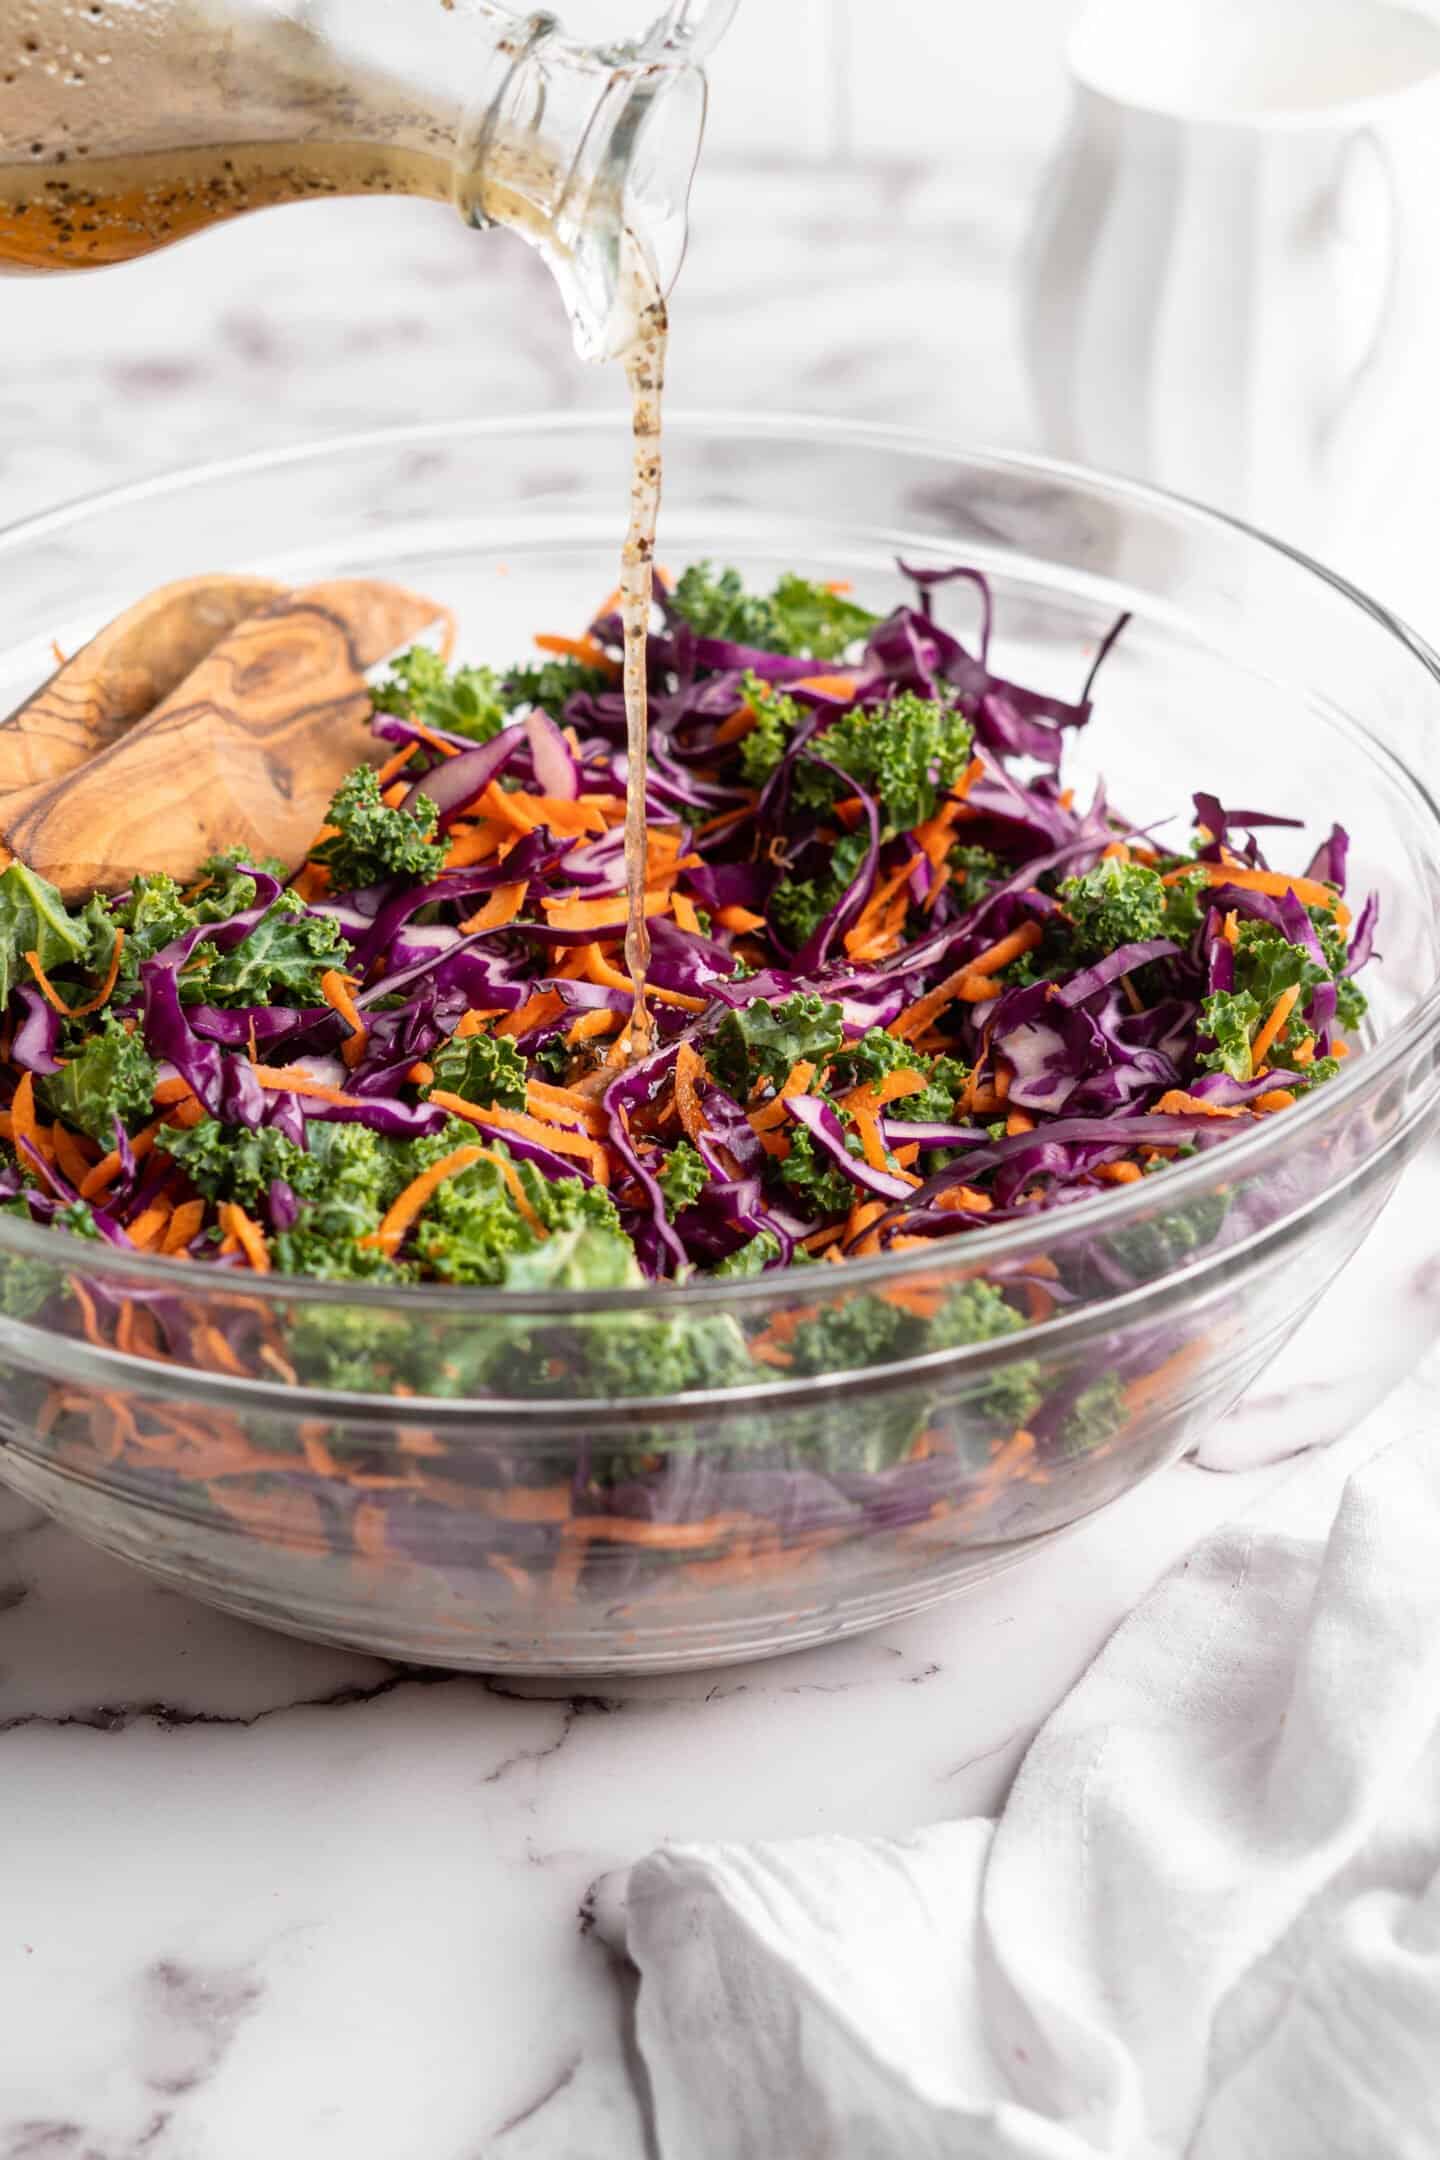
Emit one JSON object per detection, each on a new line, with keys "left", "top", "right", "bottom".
{"left": 0, "top": 573, "right": 288, "bottom": 793}
{"left": 0, "top": 578, "right": 453, "bottom": 896}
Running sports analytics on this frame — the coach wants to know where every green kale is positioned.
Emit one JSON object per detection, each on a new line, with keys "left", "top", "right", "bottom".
{"left": 408, "top": 1153, "right": 552, "bottom": 1286}
{"left": 1233, "top": 923, "right": 1317, "bottom": 1008}
{"left": 1159, "top": 867, "right": 1211, "bottom": 942}
{"left": 948, "top": 844, "right": 1005, "bottom": 906}
{"left": 504, "top": 653, "right": 612, "bottom": 721}
{"left": 428, "top": 1029, "right": 527, "bottom": 1111}
{"left": 736, "top": 674, "right": 802, "bottom": 788}
{"left": 1197, "top": 990, "right": 1263, "bottom": 1081}
{"left": 787, "top": 1292, "right": 925, "bottom": 1378}
{"left": 768, "top": 830, "right": 868, "bottom": 953}
{"left": 1059, "top": 858, "right": 1167, "bottom": 959}
{"left": 191, "top": 846, "right": 289, "bottom": 911}
{"left": 39, "top": 1014, "right": 158, "bottom": 1142}
{"left": 107, "top": 872, "right": 195, "bottom": 966}
{"left": 371, "top": 644, "right": 510, "bottom": 744}
{"left": 1060, "top": 1373, "right": 1127, "bottom": 1456}
{"left": 1104, "top": 1187, "right": 1229, "bottom": 1281}
{"left": 1310, "top": 910, "right": 1369, "bottom": 1033}
{"left": 286, "top": 1304, "right": 419, "bottom": 1392}
{"left": 190, "top": 901, "right": 350, "bottom": 1010}
{"left": 928, "top": 1278, "right": 1043, "bottom": 1430}
{"left": 657, "top": 1140, "right": 707, "bottom": 1219}
{"left": 583, "top": 1303, "right": 753, "bottom": 1397}
{"left": 776, "top": 1122, "right": 856, "bottom": 1218}
{"left": 670, "top": 564, "right": 877, "bottom": 660}
{"left": 709, "top": 991, "right": 845, "bottom": 1098}
{"left": 793, "top": 691, "right": 973, "bottom": 835}
{"left": 0, "top": 1200, "right": 57, "bottom": 1320}
{"left": 827, "top": 1031, "right": 968, "bottom": 1123}
{"left": 313, "top": 764, "right": 447, "bottom": 891}
{"left": 0, "top": 862, "right": 91, "bottom": 1010}
{"left": 710, "top": 1230, "right": 781, "bottom": 1277}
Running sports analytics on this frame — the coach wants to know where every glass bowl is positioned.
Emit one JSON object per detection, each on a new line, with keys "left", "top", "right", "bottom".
{"left": 1, "top": 415, "right": 1438, "bottom": 1675}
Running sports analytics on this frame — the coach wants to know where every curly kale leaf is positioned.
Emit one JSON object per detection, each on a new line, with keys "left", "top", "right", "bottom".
{"left": 657, "top": 1140, "right": 707, "bottom": 1220}
{"left": 428, "top": 1029, "right": 527, "bottom": 1111}
{"left": 928, "top": 1280, "right": 1043, "bottom": 1433}
{"left": 313, "top": 764, "right": 447, "bottom": 891}
{"left": 1197, "top": 990, "right": 1263, "bottom": 1081}
{"left": 775, "top": 1121, "right": 856, "bottom": 1219}
{"left": 827, "top": 1030, "right": 969, "bottom": 1124}
{"left": 710, "top": 1230, "right": 782, "bottom": 1277}
{"left": 1060, "top": 858, "right": 1167, "bottom": 959}
{"left": 39, "top": 1014, "right": 158, "bottom": 1142}
{"left": 0, "top": 862, "right": 92, "bottom": 1011}
{"left": 793, "top": 691, "right": 973, "bottom": 835}
{"left": 708, "top": 991, "right": 845, "bottom": 1098}
{"left": 190, "top": 902, "right": 351, "bottom": 1010}
{"left": 1060, "top": 1373, "right": 1127, "bottom": 1456}
{"left": 371, "top": 644, "right": 510, "bottom": 745}
{"left": 503, "top": 654, "right": 612, "bottom": 721}
{"left": 670, "top": 564, "right": 877, "bottom": 661}
{"left": 768, "top": 830, "right": 868, "bottom": 952}
{"left": 736, "top": 674, "right": 803, "bottom": 788}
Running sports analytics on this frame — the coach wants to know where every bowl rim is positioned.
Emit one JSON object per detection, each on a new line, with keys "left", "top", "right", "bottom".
{"left": 1, "top": 409, "right": 1439, "bottom": 1321}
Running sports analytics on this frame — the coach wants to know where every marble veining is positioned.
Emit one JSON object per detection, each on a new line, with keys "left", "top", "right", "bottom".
{"left": 1, "top": 154, "right": 1438, "bottom": 2155}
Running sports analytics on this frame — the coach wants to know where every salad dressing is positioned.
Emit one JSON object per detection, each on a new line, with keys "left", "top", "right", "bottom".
{"left": 0, "top": 127, "right": 672, "bottom": 1054}
{"left": 618, "top": 261, "right": 667, "bottom": 1060}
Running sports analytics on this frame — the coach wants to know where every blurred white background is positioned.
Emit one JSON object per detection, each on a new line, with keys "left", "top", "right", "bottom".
{"left": 3, "top": 0, "right": 1438, "bottom": 623}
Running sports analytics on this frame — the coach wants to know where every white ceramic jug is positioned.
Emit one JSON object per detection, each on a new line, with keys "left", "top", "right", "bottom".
{"left": 1022, "top": 0, "right": 1440, "bottom": 545}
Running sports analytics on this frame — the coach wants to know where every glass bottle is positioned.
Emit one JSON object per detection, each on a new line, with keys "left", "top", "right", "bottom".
{"left": 0, "top": 0, "right": 735, "bottom": 356}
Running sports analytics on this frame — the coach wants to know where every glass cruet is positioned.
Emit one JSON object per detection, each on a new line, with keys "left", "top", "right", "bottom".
{"left": 0, "top": 0, "right": 737, "bottom": 356}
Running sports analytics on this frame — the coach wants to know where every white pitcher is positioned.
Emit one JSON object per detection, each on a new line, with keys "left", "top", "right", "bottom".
{"left": 1022, "top": 0, "right": 1440, "bottom": 547}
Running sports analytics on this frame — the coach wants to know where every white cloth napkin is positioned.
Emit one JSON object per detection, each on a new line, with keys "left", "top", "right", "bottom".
{"left": 608, "top": 1412, "right": 1440, "bottom": 2159}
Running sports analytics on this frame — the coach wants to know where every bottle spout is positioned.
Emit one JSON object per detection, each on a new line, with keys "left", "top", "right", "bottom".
{"left": 457, "top": 3, "right": 734, "bottom": 360}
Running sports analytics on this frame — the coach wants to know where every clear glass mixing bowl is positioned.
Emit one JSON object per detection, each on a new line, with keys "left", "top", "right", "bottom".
{"left": 1, "top": 416, "right": 1438, "bottom": 1674}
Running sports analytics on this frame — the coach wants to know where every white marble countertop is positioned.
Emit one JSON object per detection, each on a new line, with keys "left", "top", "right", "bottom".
{"left": 0, "top": 148, "right": 1437, "bottom": 2156}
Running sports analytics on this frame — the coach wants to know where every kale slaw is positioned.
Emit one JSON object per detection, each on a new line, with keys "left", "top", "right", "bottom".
{"left": 0, "top": 556, "right": 1382, "bottom": 1605}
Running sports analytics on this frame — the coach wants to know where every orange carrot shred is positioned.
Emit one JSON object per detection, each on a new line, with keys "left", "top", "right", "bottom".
{"left": 1250, "top": 983, "right": 1301, "bottom": 1071}
{"left": 218, "top": 1201, "right": 272, "bottom": 1272}
{"left": 320, "top": 969, "right": 368, "bottom": 1071}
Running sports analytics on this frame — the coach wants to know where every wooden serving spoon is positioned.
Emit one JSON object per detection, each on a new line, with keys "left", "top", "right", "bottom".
{"left": 0, "top": 578, "right": 453, "bottom": 896}
{"left": 0, "top": 574, "right": 287, "bottom": 793}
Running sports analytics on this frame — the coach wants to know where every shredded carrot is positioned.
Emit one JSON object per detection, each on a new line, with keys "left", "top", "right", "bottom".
{"left": 1161, "top": 861, "right": 1342, "bottom": 913}
{"left": 671, "top": 892, "right": 703, "bottom": 936}
{"left": 218, "top": 1201, "right": 272, "bottom": 1272}
{"left": 361, "top": 1145, "right": 486, "bottom": 1255}
{"left": 534, "top": 631, "right": 619, "bottom": 676}
{"left": 428, "top": 1093, "right": 609, "bottom": 1184}
{"left": 1005, "top": 1110, "right": 1036, "bottom": 1136}
{"left": 162, "top": 1198, "right": 205, "bottom": 1253}
{"left": 1250, "top": 983, "right": 1301, "bottom": 1070}
{"left": 711, "top": 706, "right": 758, "bottom": 748}
{"left": 443, "top": 825, "right": 503, "bottom": 870}
{"left": 407, "top": 1061, "right": 435, "bottom": 1088}
{"left": 51, "top": 1124, "right": 93, "bottom": 1190}
{"left": 540, "top": 889, "right": 672, "bottom": 934}
{"left": 495, "top": 991, "right": 566, "bottom": 1039}
{"left": 1155, "top": 1089, "right": 1243, "bottom": 1119}
{"left": 934, "top": 1184, "right": 992, "bottom": 1213}
{"left": 24, "top": 927, "right": 125, "bottom": 1018}
{"left": 673, "top": 1042, "right": 709, "bottom": 1149}
{"left": 793, "top": 673, "right": 857, "bottom": 698}
{"left": 715, "top": 903, "right": 768, "bottom": 934}
{"left": 1095, "top": 1160, "right": 1143, "bottom": 1184}
{"left": 374, "top": 742, "right": 418, "bottom": 787}
{"left": 320, "top": 969, "right": 368, "bottom": 1071}
{"left": 251, "top": 1065, "right": 368, "bottom": 1107}
{"left": 889, "top": 922, "right": 1043, "bottom": 1042}
{"left": 1254, "top": 1088, "right": 1298, "bottom": 1114}
{"left": 581, "top": 945, "right": 708, "bottom": 1011}
{"left": 566, "top": 1008, "right": 621, "bottom": 1046}
{"left": 749, "top": 1061, "right": 815, "bottom": 1131}
{"left": 459, "top": 881, "right": 528, "bottom": 935}
{"left": 9, "top": 1072, "right": 44, "bottom": 1161}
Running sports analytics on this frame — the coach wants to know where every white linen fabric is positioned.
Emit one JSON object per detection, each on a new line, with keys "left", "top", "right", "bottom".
{"left": 615, "top": 1416, "right": 1440, "bottom": 2158}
